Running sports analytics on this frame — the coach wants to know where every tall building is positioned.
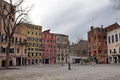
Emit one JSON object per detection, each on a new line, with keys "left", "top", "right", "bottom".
{"left": 42, "top": 30, "right": 56, "bottom": 64}
{"left": 88, "top": 25, "right": 107, "bottom": 63}
{"left": 0, "top": 0, "right": 28, "bottom": 67}
{"left": 22, "top": 23, "right": 42, "bottom": 65}
{"left": 55, "top": 34, "right": 69, "bottom": 64}
{"left": 107, "top": 23, "right": 120, "bottom": 64}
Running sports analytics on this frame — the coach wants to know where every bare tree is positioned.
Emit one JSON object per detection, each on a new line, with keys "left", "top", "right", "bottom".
{"left": 0, "top": 0, "right": 30, "bottom": 69}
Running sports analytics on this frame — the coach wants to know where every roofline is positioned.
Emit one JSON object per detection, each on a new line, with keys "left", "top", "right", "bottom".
{"left": 51, "top": 33, "right": 69, "bottom": 37}
{"left": 19, "top": 23, "right": 42, "bottom": 27}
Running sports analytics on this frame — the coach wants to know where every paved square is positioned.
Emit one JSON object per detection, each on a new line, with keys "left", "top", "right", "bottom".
{"left": 0, "top": 64, "right": 120, "bottom": 80}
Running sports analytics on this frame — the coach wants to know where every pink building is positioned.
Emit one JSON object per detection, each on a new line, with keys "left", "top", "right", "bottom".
{"left": 42, "top": 30, "right": 56, "bottom": 64}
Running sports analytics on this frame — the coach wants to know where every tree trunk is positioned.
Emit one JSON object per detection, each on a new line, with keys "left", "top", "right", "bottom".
{"left": 5, "top": 37, "right": 11, "bottom": 69}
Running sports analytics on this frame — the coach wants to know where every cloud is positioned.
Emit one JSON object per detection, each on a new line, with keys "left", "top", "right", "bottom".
{"left": 6, "top": 0, "right": 120, "bottom": 42}
{"left": 36, "top": 0, "right": 113, "bottom": 42}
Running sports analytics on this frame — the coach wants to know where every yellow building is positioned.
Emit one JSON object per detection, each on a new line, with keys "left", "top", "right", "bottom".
{"left": 22, "top": 23, "right": 42, "bottom": 65}
{"left": 14, "top": 24, "right": 28, "bottom": 66}
{"left": 0, "top": 23, "right": 28, "bottom": 67}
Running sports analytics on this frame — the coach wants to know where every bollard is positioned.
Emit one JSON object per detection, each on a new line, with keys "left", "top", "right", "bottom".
{"left": 68, "top": 63, "right": 71, "bottom": 70}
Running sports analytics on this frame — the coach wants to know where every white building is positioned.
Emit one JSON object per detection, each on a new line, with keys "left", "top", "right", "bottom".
{"left": 107, "top": 26, "right": 120, "bottom": 64}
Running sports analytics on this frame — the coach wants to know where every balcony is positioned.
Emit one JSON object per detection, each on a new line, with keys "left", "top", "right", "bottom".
{"left": 111, "top": 51, "right": 118, "bottom": 56}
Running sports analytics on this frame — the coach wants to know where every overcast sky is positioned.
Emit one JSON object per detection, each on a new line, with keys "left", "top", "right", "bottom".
{"left": 6, "top": 0, "right": 120, "bottom": 42}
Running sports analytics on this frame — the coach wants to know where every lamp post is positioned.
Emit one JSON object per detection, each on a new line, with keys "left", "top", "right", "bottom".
{"left": 68, "top": 54, "right": 71, "bottom": 70}
{"left": 61, "top": 51, "right": 64, "bottom": 66}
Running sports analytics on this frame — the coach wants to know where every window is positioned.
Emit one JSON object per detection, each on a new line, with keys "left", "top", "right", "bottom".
{"left": 36, "top": 53, "right": 38, "bottom": 56}
{"left": 1, "top": 47, "right": 5, "bottom": 53}
{"left": 103, "top": 34, "right": 107, "bottom": 39}
{"left": 3, "top": 4, "right": 7, "bottom": 10}
{"left": 108, "top": 36, "right": 111, "bottom": 43}
{"left": 39, "top": 53, "right": 41, "bottom": 56}
{"left": 114, "top": 49, "right": 116, "bottom": 53}
{"left": 36, "top": 32, "right": 37, "bottom": 35}
{"left": 112, "top": 35, "right": 114, "bottom": 43}
{"left": 28, "top": 43, "right": 30, "bottom": 46}
{"left": 10, "top": 48, "right": 14, "bottom": 53}
{"left": 98, "top": 35, "right": 101, "bottom": 39}
{"left": 11, "top": 37, "right": 14, "bottom": 43}
{"left": 31, "top": 48, "right": 34, "bottom": 51}
{"left": 39, "top": 28, "right": 41, "bottom": 31}
{"left": 2, "top": 34, "right": 7, "bottom": 42}
{"left": 32, "top": 43, "right": 34, "bottom": 46}
{"left": 28, "top": 48, "right": 30, "bottom": 51}
{"left": 119, "top": 48, "right": 120, "bottom": 53}
{"left": 36, "top": 27, "right": 38, "bottom": 30}
{"left": 19, "top": 38, "right": 22, "bottom": 42}
{"left": 115, "top": 34, "right": 118, "bottom": 42}
{"left": 15, "top": 37, "right": 18, "bottom": 42}
{"left": 110, "top": 49, "right": 111, "bottom": 54}
{"left": 12, "top": 17, "right": 14, "bottom": 22}
{"left": 119, "top": 33, "right": 120, "bottom": 41}
{"left": 32, "top": 27, "right": 34, "bottom": 29}
{"left": 31, "top": 38, "right": 34, "bottom": 41}
{"left": 28, "top": 31, "right": 30, "bottom": 34}
{"left": 32, "top": 32, "right": 34, "bottom": 35}
{"left": 104, "top": 41, "right": 107, "bottom": 46}
{"left": 17, "top": 49, "right": 19, "bottom": 53}
{"left": 24, "top": 49, "right": 27, "bottom": 54}
{"left": 32, "top": 53, "right": 34, "bottom": 56}
{"left": 105, "top": 50, "right": 107, "bottom": 53}
{"left": 104, "top": 29, "right": 107, "bottom": 32}
{"left": 93, "top": 43, "right": 96, "bottom": 48}
{"left": 98, "top": 42, "right": 101, "bottom": 46}
{"left": 28, "top": 52, "right": 30, "bottom": 57}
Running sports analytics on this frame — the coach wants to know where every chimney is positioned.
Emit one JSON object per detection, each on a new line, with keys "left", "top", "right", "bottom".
{"left": 101, "top": 25, "right": 103, "bottom": 28}
{"left": 91, "top": 26, "right": 94, "bottom": 31}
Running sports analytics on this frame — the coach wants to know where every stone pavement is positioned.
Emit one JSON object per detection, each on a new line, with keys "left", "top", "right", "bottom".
{"left": 0, "top": 64, "right": 120, "bottom": 80}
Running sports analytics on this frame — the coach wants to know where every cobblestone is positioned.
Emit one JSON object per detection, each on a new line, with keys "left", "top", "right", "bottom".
{"left": 0, "top": 64, "right": 120, "bottom": 80}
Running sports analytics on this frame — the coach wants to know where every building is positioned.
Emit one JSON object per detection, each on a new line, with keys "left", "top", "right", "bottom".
{"left": 69, "top": 40, "right": 88, "bottom": 63}
{"left": 13, "top": 24, "right": 28, "bottom": 66}
{"left": 42, "top": 30, "right": 56, "bottom": 64}
{"left": 55, "top": 34, "right": 69, "bottom": 64}
{"left": 107, "top": 23, "right": 120, "bottom": 64}
{"left": 23, "top": 23, "right": 42, "bottom": 65}
{"left": 0, "top": 0, "right": 27, "bottom": 67}
{"left": 88, "top": 25, "right": 107, "bottom": 63}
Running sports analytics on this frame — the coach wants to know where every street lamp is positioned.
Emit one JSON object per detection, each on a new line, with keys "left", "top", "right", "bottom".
{"left": 68, "top": 54, "right": 71, "bottom": 70}
{"left": 61, "top": 51, "right": 64, "bottom": 66}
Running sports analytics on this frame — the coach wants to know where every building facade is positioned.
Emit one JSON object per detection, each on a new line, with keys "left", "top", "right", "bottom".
{"left": 23, "top": 23, "right": 42, "bottom": 65}
{"left": 88, "top": 26, "right": 107, "bottom": 63}
{"left": 107, "top": 23, "right": 120, "bottom": 64}
{"left": 42, "top": 30, "right": 56, "bottom": 64}
{"left": 0, "top": 0, "right": 28, "bottom": 67}
{"left": 69, "top": 40, "right": 88, "bottom": 63}
{"left": 55, "top": 34, "right": 69, "bottom": 64}
{"left": 13, "top": 25, "right": 28, "bottom": 66}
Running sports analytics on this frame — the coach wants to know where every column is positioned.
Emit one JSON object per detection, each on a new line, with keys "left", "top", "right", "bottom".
{"left": 0, "top": 59, "right": 1, "bottom": 67}
{"left": 21, "top": 57, "right": 22, "bottom": 66}
{"left": 117, "top": 56, "right": 119, "bottom": 64}
{"left": 111, "top": 56, "right": 114, "bottom": 64}
{"left": 13, "top": 57, "right": 16, "bottom": 66}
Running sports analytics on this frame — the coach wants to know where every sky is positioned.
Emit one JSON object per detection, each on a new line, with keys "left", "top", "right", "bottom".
{"left": 6, "top": 0, "right": 120, "bottom": 42}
